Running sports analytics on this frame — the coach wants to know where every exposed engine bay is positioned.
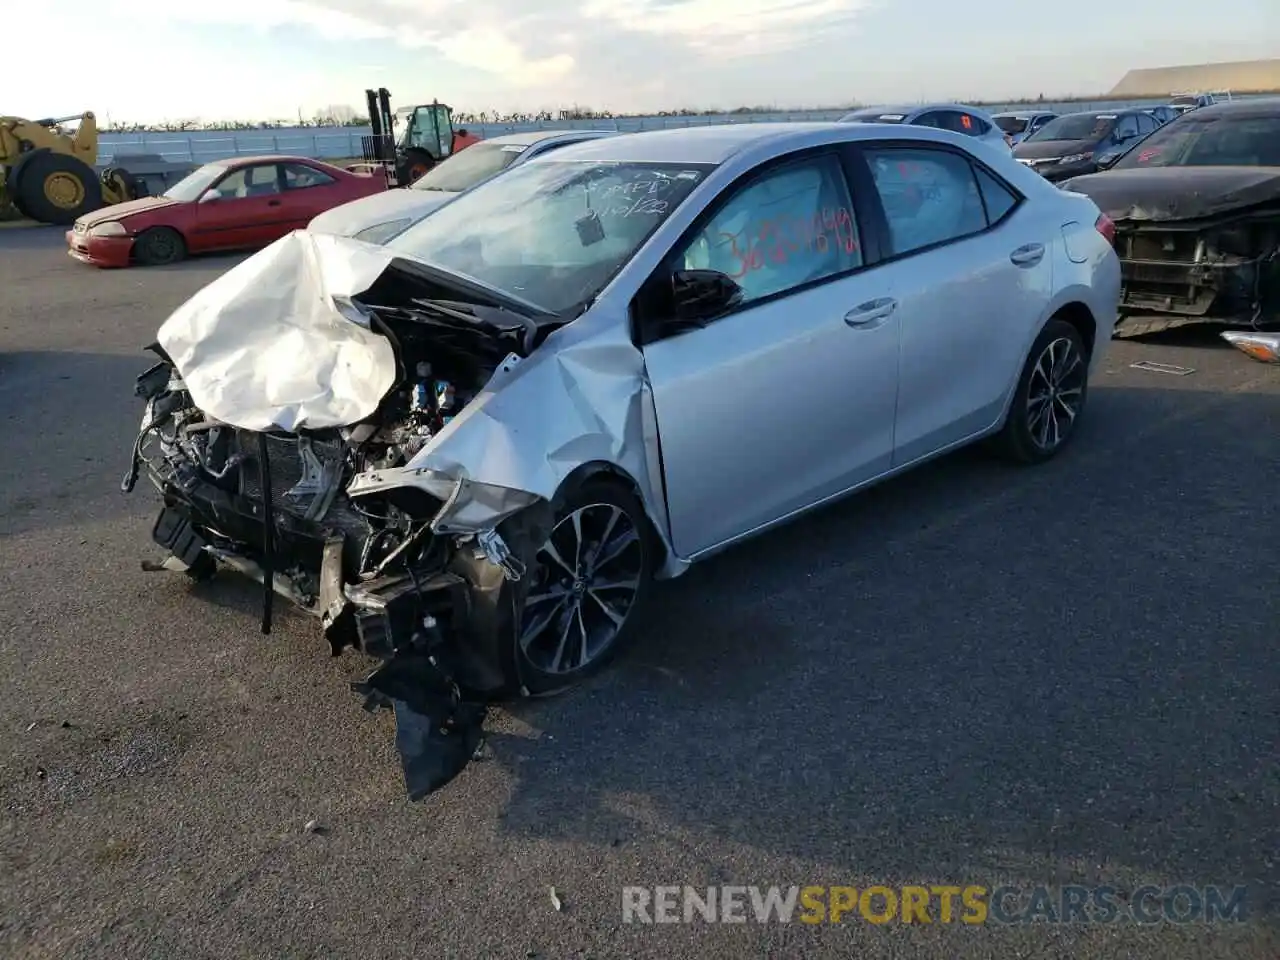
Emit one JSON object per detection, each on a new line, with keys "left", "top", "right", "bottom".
{"left": 1112, "top": 210, "right": 1279, "bottom": 337}
{"left": 123, "top": 261, "right": 564, "bottom": 800}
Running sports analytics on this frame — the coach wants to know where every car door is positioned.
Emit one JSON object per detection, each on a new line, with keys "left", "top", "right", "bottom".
{"left": 854, "top": 142, "right": 1050, "bottom": 465}
{"left": 190, "top": 162, "right": 290, "bottom": 251}
{"left": 638, "top": 150, "right": 900, "bottom": 558}
{"left": 281, "top": 162, "right": 350, "bottom": 229}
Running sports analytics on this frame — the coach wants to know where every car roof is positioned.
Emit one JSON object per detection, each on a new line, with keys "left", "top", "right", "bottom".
{"left": 217, "top": 155, "right": 339, "bottom": 168}
{"left": 993, "top": 110, "right": 1055, "bottom": 119}
{"left": 1187, "top": 96, "right": 1280, "bottom": 119}
{"left": 844, "top": 103, "right": 988, "bottom": 120}
{"left": 521, "top": 121, "right": 1000, "bottom": 166}
{"left": 479, "top": 129, "right": 617, "bottom": 147}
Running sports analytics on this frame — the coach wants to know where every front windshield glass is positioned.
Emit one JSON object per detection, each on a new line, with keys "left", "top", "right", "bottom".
{"left": 1026, "top": 113, "right": 1116, "bottom": 143}
{"left": 995, "top": 116, "right": 1028, "bottom": 135}
{"left": 411, "top": 141, "right": 527, "bottom": 193}
{"left": 1113, "top": 114, "right": 1280, "bottom": 169}
{"left": 387, "top": 160, "right": 715, "bottom": 314}
{"left": 163, "top": 163, "right": 229, "bottom": 201}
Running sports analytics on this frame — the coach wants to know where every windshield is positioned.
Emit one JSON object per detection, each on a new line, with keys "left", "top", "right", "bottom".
{"left": 412, "top": 140, "right": 527, "bottom": 193}
{"left": 1113, "top": 114, "right": 1280, "bottom": 170}
{"left": 163, "top": 163, "right": 230, "bottom": 202}
{"left": 995, "top": 116, "right": 1028, "bottom": 135}
{"left": 1026, "top": 113, "right": 1116, "bottom": 143}
{"left": 386, "top": 160, "right": 714, "bottom": 314}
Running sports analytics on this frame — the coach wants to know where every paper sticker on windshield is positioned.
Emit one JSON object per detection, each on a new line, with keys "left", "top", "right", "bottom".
{"left": 1097, "top": 114, "right": 1117, "bottom": 120}
{"left": 501, "top": 145, "right": 526, "bottom": 153}
{"left": 675, "top": 170, "right": 702, "bottom": 180}
{"left": 878, "top": 114, "right": 906, "bottom": 121}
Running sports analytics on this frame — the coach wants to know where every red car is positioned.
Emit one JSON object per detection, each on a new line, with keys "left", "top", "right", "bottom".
{"left": 67, "top": 155, "right": 387, "bottom": 268}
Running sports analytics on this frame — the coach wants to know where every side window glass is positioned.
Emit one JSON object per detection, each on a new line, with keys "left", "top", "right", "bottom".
{"left": 864, "top": 147, "right": 988, "bottom": 256}
{"left": 1117, "top": 117, "right": 1139, "bottom": 139}
{"left": 283, "top": 163, "right": 336, "bottom": 189}
{"left": 974, "top": 166, "right": 1017, "bottom": 224}
{"left": 914, "top": 112, "right": 944, "bottom": 129}
{"left": 217, "top": 165, "right": 280, "bottom": 198}
{"left": 212, "top": 169, "right": 248, "bottom": 198}
{"left": 676, "top": 154, "right": 862, "bottom": 305}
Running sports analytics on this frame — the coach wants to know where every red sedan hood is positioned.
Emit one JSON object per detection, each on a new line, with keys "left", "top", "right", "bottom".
{"left": 77, "top": 195, "right": 177, "bottom": 228}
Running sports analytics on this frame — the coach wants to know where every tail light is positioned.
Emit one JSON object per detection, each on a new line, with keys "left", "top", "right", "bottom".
{"left": 1095, "top": 213, "right": 1116, "bottom": 246}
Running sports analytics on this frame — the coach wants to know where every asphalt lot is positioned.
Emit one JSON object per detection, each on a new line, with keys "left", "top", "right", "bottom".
{"left": 1, "top": 225, "right": 1277, "bottom": 960}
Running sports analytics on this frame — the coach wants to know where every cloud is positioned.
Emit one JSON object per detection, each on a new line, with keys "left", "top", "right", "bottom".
{"left": 96, "top": 0, "right": 871, "bottom": 99}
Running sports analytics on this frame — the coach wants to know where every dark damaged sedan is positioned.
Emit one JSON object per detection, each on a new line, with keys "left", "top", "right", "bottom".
{"left": 1012, "top": 109, "right": 1160, "bottom": 182}
{"left": 1062, "top": 97, "right": 1280, "bottom": 336}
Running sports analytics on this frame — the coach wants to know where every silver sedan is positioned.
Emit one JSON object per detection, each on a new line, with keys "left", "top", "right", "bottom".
{"left": 129, "top": 121, "right": 1121, "bottom": 797}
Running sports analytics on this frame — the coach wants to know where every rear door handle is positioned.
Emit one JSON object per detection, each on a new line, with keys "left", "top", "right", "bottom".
{"left": 1010, "top": 243, "right": 1045, "bottom": 267}
{"left": 844, "top": 297, "right": 897, "bottom": 327}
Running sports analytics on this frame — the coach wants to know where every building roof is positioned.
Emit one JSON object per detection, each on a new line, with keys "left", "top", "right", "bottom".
{"left": 1109, "top": 59, "right": 1280, "bottom": 97}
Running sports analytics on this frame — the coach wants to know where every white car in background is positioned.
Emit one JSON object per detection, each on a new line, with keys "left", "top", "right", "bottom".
{"left": 308, "top": 129, "right": 620, "bottom": 243}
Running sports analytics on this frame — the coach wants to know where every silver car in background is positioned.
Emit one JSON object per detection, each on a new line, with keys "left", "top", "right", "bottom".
{"left": 127, "top": 122, "right": 1120, "bottom": 799}
{"left": 308, "top": 129, "right": 619, "bottom": 243}
{"left": 841, "top": 103, "right": 1014, "bottom": 150}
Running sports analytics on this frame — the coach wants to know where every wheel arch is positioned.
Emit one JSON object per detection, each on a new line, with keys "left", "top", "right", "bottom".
{"left": 554, "top": 460, "right": 676, "bottom": 575}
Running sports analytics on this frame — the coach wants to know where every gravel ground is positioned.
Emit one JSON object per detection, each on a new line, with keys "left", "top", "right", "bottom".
{"left": 1, "top": 225, "right": 1277, "bottom": 960}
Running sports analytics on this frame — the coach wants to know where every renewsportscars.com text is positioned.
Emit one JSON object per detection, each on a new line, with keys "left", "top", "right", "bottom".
{"left": 621, "top": 884, "right": 1248, "bottom": 925}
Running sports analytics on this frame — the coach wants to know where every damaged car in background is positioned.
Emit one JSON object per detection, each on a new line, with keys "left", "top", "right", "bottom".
{"left": 1061, "top": 97, "right": 1280, "bottom": 338}
{"left": 123, "top": 123, "right": 1120, "bottom": 800}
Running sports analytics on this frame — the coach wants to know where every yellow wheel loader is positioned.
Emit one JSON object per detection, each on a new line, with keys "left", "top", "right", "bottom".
{"left": 0, "top": 111, "right": 138, "bottom": 225}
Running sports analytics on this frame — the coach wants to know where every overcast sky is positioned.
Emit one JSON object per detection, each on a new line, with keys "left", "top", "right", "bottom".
{"left": 14, "top": 0, "right": 1279, "bottom": 123}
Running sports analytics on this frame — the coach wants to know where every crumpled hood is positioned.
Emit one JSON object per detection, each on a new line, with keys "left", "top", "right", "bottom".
{"left": 307, "top": 188, "right": 458, "bottom": 238}
{"left": 156, "top": 230, "right": 398, "bottom": 431}
{"left": 1014, "top": 138, "right": 1098, "bottom": 160}
{"left": 78, "top": 195, "right": 176, "bottom": 228}
{"left": 1061, "top": 166, "right": 1280, "bottom": 222}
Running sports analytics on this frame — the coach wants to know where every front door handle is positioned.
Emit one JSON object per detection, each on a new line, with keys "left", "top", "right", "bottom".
{"left": 844, "top": 297, "right": 897, "bottom": 327}
{"left": 1010, "top": 243, "right": 1045, "bottom": 267}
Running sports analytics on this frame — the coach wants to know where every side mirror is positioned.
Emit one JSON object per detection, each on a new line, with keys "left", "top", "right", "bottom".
{"left": 1095, "top": 151, "right": 1121, "bottom": 170}
{"left": 671, "top": 269, "right": 742, "bottom": 324}
{"left": 199, "top": 190, "right": 220, "bottom": 204}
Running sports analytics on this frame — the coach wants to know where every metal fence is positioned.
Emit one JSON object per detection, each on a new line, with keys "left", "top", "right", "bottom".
{"left": 97, "top": 95, "right": 1270, "bottom": 164}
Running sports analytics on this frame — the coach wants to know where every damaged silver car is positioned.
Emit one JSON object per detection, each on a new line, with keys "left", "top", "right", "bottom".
{"left": 124, "top": 123, "right": 1120, "bottom": 798}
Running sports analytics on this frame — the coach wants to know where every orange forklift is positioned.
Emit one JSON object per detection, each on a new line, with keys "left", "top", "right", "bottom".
{"left": 361, "top": 88, "right": 480, "bottom": 186}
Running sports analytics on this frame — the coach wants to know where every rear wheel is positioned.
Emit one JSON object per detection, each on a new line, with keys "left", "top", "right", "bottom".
{"left": 515, "top": 480, "right": 655, "bottom": 695}
{"left": 989, "top": 318, "right": 1090, "bottom": 464}
{"left": 14, "top": 152, "right": 103, "bottom": 225}
{"left": 133, "top": 226, "right": 186, "bottom": 266}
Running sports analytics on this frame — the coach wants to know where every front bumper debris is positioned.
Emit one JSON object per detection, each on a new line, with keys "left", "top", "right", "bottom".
{"left": 1111, "top": 223, "right": 1279, "bottom": 337}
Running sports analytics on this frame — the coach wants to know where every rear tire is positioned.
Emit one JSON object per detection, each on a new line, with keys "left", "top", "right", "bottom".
{"left": 989, "top": 318, "right": 1090, "bottom": 464}
{"left": 133, "top": 226, "right": 187, "bottom": 266}
{"left": 14, "top": 152, "right": 103, "bottom": 225}
{"left": 515, "top": 479, "right": 656, "bottom": 696}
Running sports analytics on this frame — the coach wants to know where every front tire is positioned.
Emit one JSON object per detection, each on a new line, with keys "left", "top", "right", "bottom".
{"left": 133, "top": 226, "right": 187, "bottom": 266}
{"left": 990, "top": 318, "right": 1090, "bottom": 464}
{"left": 515, "top": 479, "right": 655, "bottom": 695}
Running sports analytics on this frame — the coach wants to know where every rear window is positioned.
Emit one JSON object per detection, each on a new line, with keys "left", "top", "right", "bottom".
{"left": 410, "top": 140, "right": 527, "bottom": 193}
{"left": 1113, "top": 114, "right": 1280, "bottom": 169}
{"left": 995, "top": 116, "right": 1028, "bottom": 135}
{"left": 1026, "top": 113, "right": 1116, "bottom": 142}
{"left": 843, "top": 110, "right": 907, "bottom": 124}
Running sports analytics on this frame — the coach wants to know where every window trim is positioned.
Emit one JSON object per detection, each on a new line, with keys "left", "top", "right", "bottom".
{"left": 631, "top": 144, "right": 885, "bottom": 347}
{"left": 282, "top": 161, "right": 338, "bottom": 190}
{"left": 849, "top": 139, "right": 1026, "bottom": 267}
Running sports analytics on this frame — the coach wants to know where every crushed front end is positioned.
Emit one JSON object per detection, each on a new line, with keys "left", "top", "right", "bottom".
{"left": 121, "top": 269, "right": 557, "bottom": 800}
{"left": 1112, "top": 212, "right": 1280, "bottom": 337}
